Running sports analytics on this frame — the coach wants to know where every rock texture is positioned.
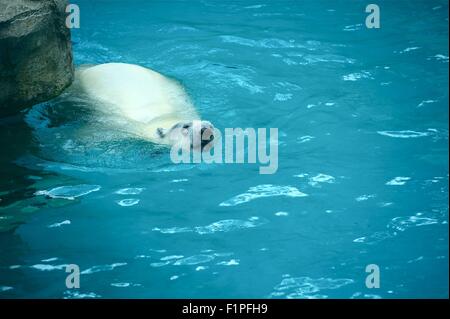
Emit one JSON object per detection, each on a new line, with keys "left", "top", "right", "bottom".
{"left": 0, "top": 0, "right": 74, "bottom": 116}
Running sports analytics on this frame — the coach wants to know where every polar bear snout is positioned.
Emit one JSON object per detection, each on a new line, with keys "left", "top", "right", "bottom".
{"left": 187, "top": 120, "right": 215, "bottom": 152}
{"left": 167, "top": 120, "right": 215, "bottom": 152}
{"left": 191, "top": 120, "right": 214, "bottom": 152}
{"left": 200, "top": 123, "right": 215, "bottom": 152}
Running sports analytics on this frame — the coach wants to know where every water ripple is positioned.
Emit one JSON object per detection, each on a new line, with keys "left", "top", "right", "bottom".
{"left": 116, "top": 198, "right": 140, "bottom": 207}
{"left": 386, "top": 177, "right": 410, "bottom": 186}
{"left": 219, "top": 185, "right": 307, "bottom": 206}
{"left": 308, "top": 174, "right": 335, "bottom": 187}
{"left": 64, "top": 290, "right": 101, "bottom": 299}
{"left": 48, "top": 220, "right": 71, "bottom": 228}
{"left": 81, "top": 263, "right": 127, "bottom": 275}
{"left": 220, "top": 35, "right": 305, "bottom": 49}
{"left": 35, "top": 184, "right": 101, "bottom": 200}
{"left": 354, "top": 211, "right": 445, "bottom": 244}
{"left": 377, "top": 130, "right": 430, "bottom": 138}
{"left": 0, "top": 286, "right": 13, "bottom": 292}
{"left": 152, "top": 217, "right": 267, "bottom": 235}
{"left": 115, "top": 188, "right": 145, "bottom": 195}
{"left": 269, "top": 274, "right": 354, "bottom": 299}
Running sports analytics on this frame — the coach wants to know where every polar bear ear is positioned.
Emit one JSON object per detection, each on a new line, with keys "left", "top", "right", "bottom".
{"left": 156, "top": 128, "right": 167, "bottom": 138}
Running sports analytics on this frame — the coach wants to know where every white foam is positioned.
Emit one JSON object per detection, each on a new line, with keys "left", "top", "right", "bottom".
{"left": 351, "top": 292, "right": 382, "bottom": 299}
{"left": 417, "top": 100, "right": 438, "bottom": 107}
{"left": 220, "top": 35, "right": 304, "bottom": 49}
{"left": 195, "top": 218, "right": 266, "bottom": 234}
{"left": 158, "top": 25, "right": 198, "bottom": 33}
{"left": 297, "top": 54, "right": 355, "bottom": 65}
{"left": 173, "top": 255, "right": 215, "bottom": 266}
{"left": 274, "top": 81, "right": 303, "bottom": 90}
{"left": 35, "top": 184, "right": 100, "bottom": 200}
{"left": 388, "top": 215, "right": 439, "bottom": 232}
{"left": 343, "top": 24, "right": 362, "bottom": 31}
{"left": 308, "top": 174, "right": 335, "bottom": 187}
{"left": 30, "top": 264, "right": 68, "bottom": 271}
{"left": 48, "top": 220, "right": 71, "bottom": 228}
{"left": 269, "top": 275, "right": 354, "bottom": 299}
{"left": 342, "top": 71, "right": 372, "bottom": 81}
{"left": 149, "top": 249, "right": 167, "bottom": 253}
{"left": 213, "top": 252, "right": 234, "bottom": 257}
{"left": 229, "top": 73, "right": 264, "bottom": 93}
{"left": 81, "top": 263, "right": 127, "bottom": 275}
{"left": 150, "top": 261, "right": 171, "bottom": 267}
{"left": 160, "top": 255, "right": 184, "bottom": 261}
{"left": 386, "top": 177, "right": 410, "bottom": 186}
{"left": 274, "top": 93, "right": 293, "bottom": 101}
{"left": 220, "top": 184, "right": 307, "bottom": 206}
{"left": 111, "top": 282, "right": 130, "bottom": 287}
{"left": 283, "top": 58, "right": 298, "bottom": 65}
{"left": 398, "top": 46, "right": 420, "bottom": 53}
{"left": 355, "top": 194, "right": 376, "bottom": 202}
{"left": 117, "top": 198, "right": 140, "bottom": 206}
{"left": 153, "top": 217, "right": 267, "bottom": 235}
{"left": 64, "top": 291, "right": 101, "bottom": 299}
{"left": 275, "top": 211, "right": 289, "bottom": 217}
{"left": 41, "top": 257, "right": 58, "bottom": 262}
{"left": 134, "top": 255, "right": 151, "bottom": 259}
{"left": 114, "top": 188, "right": 144, "bottom": 195}
{"left": 297, "top": 136, "right": 315, "bottom": 144}
{"left": 354, "top": 212, "right": 441, "bottom": 244}
{"left": 195, "top": 266, "right": 207, "bottom": 271}
{"left": 377, "top": 130, "right": 429, "bottom": 138}
{"left": 217, "top": 259, "right": 240, "bottom": 266}
{"left": 432, "top": 54, "right": 448, "bottom": 62}
{"left": 244, "top": 4, "right": 266, "bottom": 9}
{"left": 378, "top": 202, "right": 393, "bottom": 207}
{"left": 0, "top": 286, "right": 13, "bottom": 292}
{"left": 170, "top": 179, "right": 188, "bottom": 183}
{"left": 407, "top": 256, "right": 424, "bottom": 264}
{"left": 152, "top": 226, "right": 192, "bottom": 234}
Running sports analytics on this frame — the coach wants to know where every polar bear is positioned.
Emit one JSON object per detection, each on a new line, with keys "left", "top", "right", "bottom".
{"left": 76, "top": 63, "right": 215, "bottom": 152}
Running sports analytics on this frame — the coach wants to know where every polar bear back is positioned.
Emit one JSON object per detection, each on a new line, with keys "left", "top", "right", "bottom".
{"left": 78, "top": 63, "right": 197, "bottom": 124}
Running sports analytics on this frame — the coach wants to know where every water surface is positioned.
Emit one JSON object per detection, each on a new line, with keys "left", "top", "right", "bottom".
{"left": 0, "top": 0, "right": 448, "bottom": 298}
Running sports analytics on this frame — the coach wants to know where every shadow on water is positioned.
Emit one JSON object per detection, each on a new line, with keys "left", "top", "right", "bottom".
{"left": 0, "top": 112, "right": 91, "bottom": 233}
{"left": 0, "top": 84, "right": 174, "bottom": 233}
{"left": 0, "top": 113, "right": 46, "bottom": 232}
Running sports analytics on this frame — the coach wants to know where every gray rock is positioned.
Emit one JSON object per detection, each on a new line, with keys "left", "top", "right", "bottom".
{"left": 0, "top": 0, "right": 74, "bottom": 116}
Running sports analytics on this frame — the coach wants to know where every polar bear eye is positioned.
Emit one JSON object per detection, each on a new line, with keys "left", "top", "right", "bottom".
{"left": 182, "top": 124, "right": 191, "bottom": 129}
{"left": 156, "top": 127, "right": 167, "bottom": 138}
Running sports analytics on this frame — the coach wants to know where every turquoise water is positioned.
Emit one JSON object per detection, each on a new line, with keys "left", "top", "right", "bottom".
{"left": 0, "top": 0, "right": 448, "bottom": 298}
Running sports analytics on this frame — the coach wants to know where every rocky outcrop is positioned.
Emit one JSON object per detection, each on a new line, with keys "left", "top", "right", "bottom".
{"left": 0, "top": 0, "right": 74, "bottom": 116}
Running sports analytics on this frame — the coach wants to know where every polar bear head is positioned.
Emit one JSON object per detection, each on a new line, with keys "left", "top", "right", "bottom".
{"left": 157, "top": 120, "right": 215, "bottom": 152}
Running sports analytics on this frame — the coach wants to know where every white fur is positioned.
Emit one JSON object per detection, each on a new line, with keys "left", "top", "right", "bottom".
{"left": 77, "top": 63, "right": 199, "bottom": 143}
